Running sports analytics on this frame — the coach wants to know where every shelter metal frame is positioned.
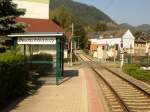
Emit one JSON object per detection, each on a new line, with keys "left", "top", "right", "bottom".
{"left": 8, "top": 32, "right": 65, "bottom": 85}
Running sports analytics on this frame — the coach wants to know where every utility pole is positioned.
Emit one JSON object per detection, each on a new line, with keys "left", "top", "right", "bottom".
{"left": 74, "top": 42, "right": 77, "bottom": 55}
{"left": 78, "top": 37, "right": 79, "bottom": 49}
{"left": 146, "top": 40, "right": 149, "bottom": 67}
{"left": 120, "top": 38, "right": 124, "bottom": 68}
{"left": 70, "top": 23, "right": 74, "bottom": 66}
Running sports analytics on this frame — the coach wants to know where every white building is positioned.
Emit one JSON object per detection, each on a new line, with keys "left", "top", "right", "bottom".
{"left": 90, "top": 30, "right": 135, "bottom": 50}
{"left": 89, "top": 30, "right": 135, "bottom": 58}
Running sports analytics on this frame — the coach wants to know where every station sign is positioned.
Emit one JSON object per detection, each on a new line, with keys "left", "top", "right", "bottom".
{"left": 17, "top": 37, "right": 56, "bottom": 45}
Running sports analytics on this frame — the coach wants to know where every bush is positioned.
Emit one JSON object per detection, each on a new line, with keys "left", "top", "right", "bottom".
{"left": 0, "top": 47, "right": 6, "bottom": 53}
{"left": 123, "top": 64, "right": 150, "bottom": 83}
{"left": 29, "top": 53, "right": 53, "bottom": 75}
{"left": 0, "top": 52, "right": 32, "bottom": 108}
{"left": 140, "top": 57, "right": 150, "bottom": 66}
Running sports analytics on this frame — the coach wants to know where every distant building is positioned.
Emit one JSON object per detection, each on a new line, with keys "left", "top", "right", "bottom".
{"left": 89, "top": 29, "right": 135, "bottom": 58}
{"left": 134, "top": 36, "right": 150, "bottom": 56}
{"left": 134, "top": 39, "right": 146, "bottom": 56}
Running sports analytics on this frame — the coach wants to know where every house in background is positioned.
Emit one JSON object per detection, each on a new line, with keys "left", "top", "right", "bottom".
{"left": 134, "top": 36, "right": 150, "bottom": 56}
{"left": 134, "top": 39, "right": 147, "bottom": 56}
{"left": 89, "top": 29, "right": 135, "bottom": 58}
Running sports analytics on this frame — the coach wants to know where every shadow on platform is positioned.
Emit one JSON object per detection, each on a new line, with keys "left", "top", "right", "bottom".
{"left": 60, "top": 70, "right": 79, "bottom": 85}
{"left": 1, "top": 70, "right": 79, "bottom": 112}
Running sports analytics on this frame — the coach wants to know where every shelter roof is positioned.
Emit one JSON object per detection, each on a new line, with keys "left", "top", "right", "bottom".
{"left": 16, "top": 18, "right": 65, "bottom": 33}
{"left": 8, "top": 18, "right": 73, "bottom": 40}
{"left": 135, "top": 40, "right": 146, "bottom": 43}
{"left": 138, "top": 36, "right": 150, "bottom": 42}
{"left": 135, "top": 38, "right": 147, "bottom": 43}
{"left": 8, "top": 32, "right": 64, "bottom": 37}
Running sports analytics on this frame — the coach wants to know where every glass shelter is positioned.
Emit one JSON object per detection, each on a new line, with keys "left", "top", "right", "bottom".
{"left": 8, "top": 32, "right": 65, "bottom": 85}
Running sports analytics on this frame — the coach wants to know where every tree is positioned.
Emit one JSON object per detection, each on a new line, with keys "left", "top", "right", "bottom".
{"left": 73, "top": 21, "right": 87, "bottom": 49}
{"left": 134, "top": 31, "right": 144, "bottom": 39}
{"left": 50, "top": 5, "right": 89, "bottom": 49}
{"left": 0, "top": 0, "right": 27, "bottom": 36}
{"left": 50, "top": 5, "right": 74, "bottom": 31}
{"left": 95, "top": 22, "right": 108, "bottom": 31}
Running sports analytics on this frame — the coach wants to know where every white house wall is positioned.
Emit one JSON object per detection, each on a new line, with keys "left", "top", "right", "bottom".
{"left": 90, "top": 38, "right": 121, "bottom": 48}
{"left": 89, "top": 30, "right": 135, "bottom": 49}
{"left": 122, "top": 30, "right": 135, "bottom": 48}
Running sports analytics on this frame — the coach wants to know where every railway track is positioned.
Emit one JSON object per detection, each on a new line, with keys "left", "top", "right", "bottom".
{"left": 78, "top": 53, "right": 150, "bottom": 112}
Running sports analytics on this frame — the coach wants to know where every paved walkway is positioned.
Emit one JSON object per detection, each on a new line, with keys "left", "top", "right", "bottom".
{"left": 83, "top": 68, "right": 105, "bottom": 112}
{"left": 4, "top": 67, "right": 105, "bottom": 112}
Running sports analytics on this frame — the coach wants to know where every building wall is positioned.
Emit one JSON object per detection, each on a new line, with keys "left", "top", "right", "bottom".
{"left": 122, "top": 30, "right": 135, "bottom": 49}
{"left": 134, "top": 43, "right": 146, "bottom": 56}
{"left": 89, "top": 30, "right": 150, "bottom": 58}
{"left": 90, "top": 38, "right": 121, "bottom": 47}
{"left": 89, "top": 30, "right": 135, "bottom": 51}
{"left": 146, "top": 43, "right": 150, "bottom": 54}
{"left": 14, "top": 0, "right": 49, "bottom": 19}
{"left": 90, "top": 44, "right": 98, "bottom": 51}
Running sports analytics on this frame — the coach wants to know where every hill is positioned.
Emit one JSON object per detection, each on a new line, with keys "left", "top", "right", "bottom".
{"left": 120, "top": 23, "right": 136, "bottom": 30}
{"left": 136, "top": 24, "right": 150, "bottom": 32}
{"left": 49, "top": 0, "right": 115, "bottom": 25}
{"left": 120, "top": 23, "right": 150, "bottom": 34}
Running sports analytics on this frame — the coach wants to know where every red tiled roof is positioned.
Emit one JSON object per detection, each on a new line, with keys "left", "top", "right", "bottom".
{"left": 16, "top": 18, "right": 65, "bottom": 33}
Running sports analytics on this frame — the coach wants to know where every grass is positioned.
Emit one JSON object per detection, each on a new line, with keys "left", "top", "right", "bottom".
{"left": 24, "top": 0, "right": 49, "bottom": 4}
{"left": 123, "top": 64, "right": 150, "bottom": 84}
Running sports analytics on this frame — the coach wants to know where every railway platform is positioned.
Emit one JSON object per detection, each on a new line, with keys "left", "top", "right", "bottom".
{"left": 3, "top": 65, "right": 105, "bottom": 112}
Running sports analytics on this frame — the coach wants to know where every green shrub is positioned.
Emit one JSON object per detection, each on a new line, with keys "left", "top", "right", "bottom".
{"left": 123, "top": 64, "right": 150, "bottom": 83}
{"left": 29, "top": 53, "right": 53, "bottom": 75}
{"left": 140, "top": 57, "right": 150, "bottom": 66}
{"left": 0, "top": 52, "right": 32, "bottom": 108}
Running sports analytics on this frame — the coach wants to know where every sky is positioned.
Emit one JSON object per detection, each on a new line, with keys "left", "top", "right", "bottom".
{"left": 75, "top": 0, "right": 150, "bottom": 26}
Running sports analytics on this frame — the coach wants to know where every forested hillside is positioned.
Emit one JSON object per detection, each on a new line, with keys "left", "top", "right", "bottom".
{"left": 49, "top": 0, "right": 114, "bottom": 25}
{"left": 120, "top": 23, "right": 150, "bottom": 35}
{"left": 48, "top": 0, "right": 119, "bottom": 48}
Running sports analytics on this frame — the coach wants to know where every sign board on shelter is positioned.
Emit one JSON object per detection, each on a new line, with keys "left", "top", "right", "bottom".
{"left": 17, "top": 37, "right": 56, "bottom": 45}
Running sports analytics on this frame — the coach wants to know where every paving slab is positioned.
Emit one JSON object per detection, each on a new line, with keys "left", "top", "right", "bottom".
{"left": 83, "top": 68, "right": 105, "bottom": 112}
{"left": 3, "top": 66, "right": 105, "bottom": 112}
{"left": 8, "top": 67, "right": 88, "bottom": 112}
